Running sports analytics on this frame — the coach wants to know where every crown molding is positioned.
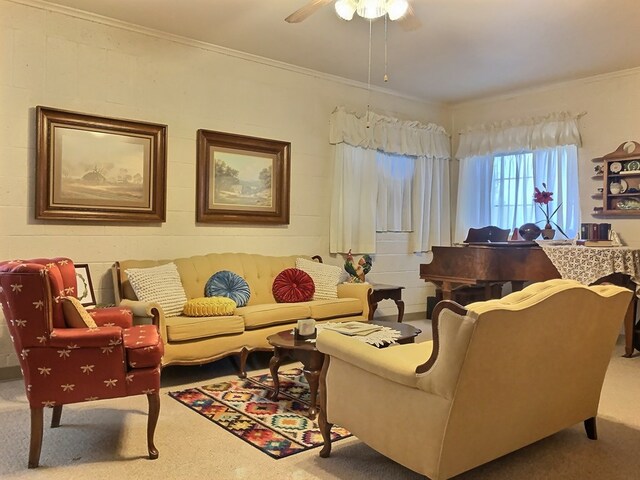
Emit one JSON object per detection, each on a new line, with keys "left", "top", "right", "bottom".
{"left": 11, "top": 0, "right": 443, "bottom": 107}
{"left": 451, "top": 66, "right": 640, "bottom": 110}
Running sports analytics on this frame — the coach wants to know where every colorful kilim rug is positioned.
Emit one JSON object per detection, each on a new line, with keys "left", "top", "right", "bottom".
{"left": 169, "top": 368, "right": 351, "bottom": 459}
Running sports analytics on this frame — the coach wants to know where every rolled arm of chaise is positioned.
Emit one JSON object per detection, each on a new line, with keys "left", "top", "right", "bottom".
{"left": 119, "top": 299, "right": 163, "bottom": 330}
{"left": 337, "top": 282, "right": 372, "bottom": 319}
{"left": 316, "top": 330, "right": 423, "bottom": 389}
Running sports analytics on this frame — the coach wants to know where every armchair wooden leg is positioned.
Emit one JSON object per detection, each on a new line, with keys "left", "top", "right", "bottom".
{"left": 28, "top": 407, "right": 44, "bottom": 468}
{"left": 584, "top": 417, "right": 597, "bottom": 440}
{"left": 318, "top": 356, "right": 333, "bottom": 458}
{"left": 51, "top": 405, "right": 62, "bottom": 428}
{"left": 147, "top": 393, "right": 160, "bottom": 459}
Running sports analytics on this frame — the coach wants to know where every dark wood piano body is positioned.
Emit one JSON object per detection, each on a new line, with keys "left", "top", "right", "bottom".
{"left": 420, "top": 242, "right": 638, "bottom": 357}
{"left": 420, "top": 243, "right": 560, "bottom": 301}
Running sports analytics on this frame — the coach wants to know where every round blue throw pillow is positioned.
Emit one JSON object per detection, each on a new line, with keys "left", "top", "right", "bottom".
{"left": 205, "top": 270, "right": 250, "bottom": 307}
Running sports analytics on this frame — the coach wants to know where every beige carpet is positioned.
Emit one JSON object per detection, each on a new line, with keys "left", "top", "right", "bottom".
{"left": 1, "top": 320, "right": 639, "bottom": 480}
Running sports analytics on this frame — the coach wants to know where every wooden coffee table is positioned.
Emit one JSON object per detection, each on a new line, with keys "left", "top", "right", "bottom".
{"left": 266, "top": 320, "right": 421, "bottom": 419}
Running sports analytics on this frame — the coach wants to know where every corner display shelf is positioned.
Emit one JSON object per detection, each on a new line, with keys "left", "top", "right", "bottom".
{"left": 592, "top": 141, "right": 640, "bottom": 217}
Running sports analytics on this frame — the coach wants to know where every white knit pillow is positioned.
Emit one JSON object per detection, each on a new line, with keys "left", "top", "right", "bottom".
{"left": 295, "top": 257, "right": 342, "bottom": 300}
{"left": 125, "top": 262, "right": 187, "bottom": 317}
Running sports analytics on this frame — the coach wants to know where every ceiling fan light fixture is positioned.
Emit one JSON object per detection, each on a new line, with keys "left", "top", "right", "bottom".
{"left": 335, "top": 0, "right": 357, "bottom": 20}
{"left": 386, "top": 0, "right": 409, "bottom": 20}
{"left": 356, "top": 0, "right": 387, "bottom": 20}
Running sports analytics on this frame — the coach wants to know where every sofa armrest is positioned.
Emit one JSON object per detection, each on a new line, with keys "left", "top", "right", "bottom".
{"left": 119, "top": 299, "right": 162, "bottom": 330}
{"left": 316, "top": 330, "right": 428, "bottom": 389}
{"left": 337, "top": 283, "right": 372, "bottom": 319}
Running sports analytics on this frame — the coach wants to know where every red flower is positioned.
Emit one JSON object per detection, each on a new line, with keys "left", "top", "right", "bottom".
{"left": 533, "top": 183, "right": 554, "bottom": 205}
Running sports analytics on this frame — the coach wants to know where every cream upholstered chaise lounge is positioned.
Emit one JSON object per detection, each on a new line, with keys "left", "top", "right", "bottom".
{"left": 316, "top": 279, "right": 633, "bottom": 480}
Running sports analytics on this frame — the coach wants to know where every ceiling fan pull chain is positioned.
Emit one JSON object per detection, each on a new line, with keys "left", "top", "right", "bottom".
{"left": 367, "top": 17, "right": 372, "bottom": 128}
{"left": 384, "top": 15, "right": 389, "bottom": 83}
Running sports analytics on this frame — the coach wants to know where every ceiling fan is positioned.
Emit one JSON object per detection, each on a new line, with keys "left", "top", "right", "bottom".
{"left": 285, "top": 0, "right": 421, "bottom": 31}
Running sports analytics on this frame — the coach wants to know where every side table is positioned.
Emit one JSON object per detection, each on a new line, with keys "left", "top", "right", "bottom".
{"left": 368, "top": 283, "right": 405, "bottom": 322}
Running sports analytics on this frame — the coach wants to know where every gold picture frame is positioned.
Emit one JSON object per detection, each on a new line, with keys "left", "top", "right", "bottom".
{"left": 36, "top": 106, "right": 167, "bottom": 222}
{"left": 196, "top": 129, "right": 290, "bottom": 224}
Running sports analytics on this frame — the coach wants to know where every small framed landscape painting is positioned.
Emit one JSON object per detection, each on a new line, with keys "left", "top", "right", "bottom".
{"left": 74, "top": 264, "right": 96, "bottom": 307}
{"left": 35, "top": 106, "right": 167, "bottom": 222}
{"left": 196, "top": 129, "right": 291, "bottom": 224}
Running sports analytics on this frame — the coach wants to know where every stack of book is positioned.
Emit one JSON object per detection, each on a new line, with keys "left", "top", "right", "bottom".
{"left": 579, "top": 222, "right": 614, "bottom": 246}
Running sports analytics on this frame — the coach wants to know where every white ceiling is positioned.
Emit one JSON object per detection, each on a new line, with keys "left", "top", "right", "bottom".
{"left": 42, "top": 0, "right": 640, "bottom": 104}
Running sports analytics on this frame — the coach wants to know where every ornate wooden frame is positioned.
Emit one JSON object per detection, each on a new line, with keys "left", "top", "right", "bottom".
{"left": 196, "top": 129, "right": 290, "bottom": 224}
{"left": 36, "top": 106, "right": 167, "bottom": 222}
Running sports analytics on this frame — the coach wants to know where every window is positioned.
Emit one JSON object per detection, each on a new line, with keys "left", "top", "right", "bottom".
{"left": 491, "top": 152, "right": 536, "bottom": 230}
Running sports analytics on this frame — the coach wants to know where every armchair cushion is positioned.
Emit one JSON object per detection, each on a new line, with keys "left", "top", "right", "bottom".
{"left": 316, "top": 330, "right": 431, "bottom": 389}
{"left": 125, "top": 262, "right": 187, "bottom": 317}
{"left": 61, "top": 297, "right": 98, "bottom": 328}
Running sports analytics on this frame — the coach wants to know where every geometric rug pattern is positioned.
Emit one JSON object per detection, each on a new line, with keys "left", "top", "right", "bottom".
{"left": 169, "top": 368, "right": 351, "bottom": 459}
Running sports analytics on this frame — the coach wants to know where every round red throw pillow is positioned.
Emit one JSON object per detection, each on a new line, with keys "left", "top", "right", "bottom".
{"left": 272, "top": 268, "right": 315, "bottom": 303}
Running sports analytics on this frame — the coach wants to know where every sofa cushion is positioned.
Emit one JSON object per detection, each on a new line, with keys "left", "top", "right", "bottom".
{"left": 237, "top": 303, "right": 311, "bottom": 330}
{"left": 125, "top": 262, "right": 187, "bottom": 317}
{"left": 302, "top": 298, "right": 363, "bottom": 320}
{"left": 165, "top": 314, "right": 245, "bottom": 342}
{"left": 183, "top": 296, "right": 236, "bottom": 317}
{"left": 272, "top": 268, "right": 315, "bottom": 303}
{"left": 296, "top": 257, "right": 342, "bottom": 300}
{"left": 205, "top": 270, "right": 251, "bottom": 307}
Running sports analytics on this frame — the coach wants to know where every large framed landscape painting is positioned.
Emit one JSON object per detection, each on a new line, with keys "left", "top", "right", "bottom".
{"left": 36, "top": 106, "right": 167, "bottom": 222}
{"left": 196, "top": 129, "right": 290, "bottom": 224}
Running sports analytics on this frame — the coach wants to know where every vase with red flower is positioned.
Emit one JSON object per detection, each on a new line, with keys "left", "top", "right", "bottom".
{"left": 534, "top": 183, "right": 567, "bottom": 239}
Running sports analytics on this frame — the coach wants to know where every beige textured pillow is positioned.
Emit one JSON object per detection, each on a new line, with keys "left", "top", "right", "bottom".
{"left": 61, "top": 297, "right": 98, "bottom": 328}
{"left": 295, "top": 257, "right": 342, "bottom": 300}
{"left": 125, "top": 262, "right": 187, "bottom": 317}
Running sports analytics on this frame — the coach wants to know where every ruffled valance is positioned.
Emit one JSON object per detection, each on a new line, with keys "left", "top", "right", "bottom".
{"left": 329, "top": 106, "right": 451, "bottom": 159}
{"left": 456, "top": 111, "right": 583, "bottom": 159}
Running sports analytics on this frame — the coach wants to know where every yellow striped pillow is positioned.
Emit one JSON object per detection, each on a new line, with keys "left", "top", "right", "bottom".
{"left": 183, "top": 296, "right": 236, "bottom": 317}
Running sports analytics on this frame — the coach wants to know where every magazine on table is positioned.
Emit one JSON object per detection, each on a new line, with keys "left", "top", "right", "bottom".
{"left": 322, "top": 322, "right": 383, "bottom": 336}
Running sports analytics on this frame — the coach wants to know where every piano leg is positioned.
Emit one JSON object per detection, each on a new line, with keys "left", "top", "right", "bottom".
{"left": 441, "top": 281, "right": 453, "bottom": 301}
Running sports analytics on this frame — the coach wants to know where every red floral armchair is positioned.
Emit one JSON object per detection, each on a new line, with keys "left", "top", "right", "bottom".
{"left": 0, "top": 258, "right": 164, "bottom": 468}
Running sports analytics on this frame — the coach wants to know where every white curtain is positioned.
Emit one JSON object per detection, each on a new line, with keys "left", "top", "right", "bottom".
{"left": 455, "top": 111, "right": 582, "bottom": 243}
{"left": 329, "top": 144, "right": 378, "bottom": 254}
{"left": 329, "top": 107, "right": 451, "bottom": 254}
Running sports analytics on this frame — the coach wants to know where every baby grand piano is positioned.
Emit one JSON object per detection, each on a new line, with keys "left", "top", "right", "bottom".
{"left": 419, "top": 242, "right": 560, "bottom": 301}
{"left": 420, "top": 242, "right": 638, "bottom": 357}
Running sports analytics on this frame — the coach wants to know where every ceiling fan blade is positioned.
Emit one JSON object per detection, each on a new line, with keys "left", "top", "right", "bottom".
{"left": 285, "top": 0, "right": 335, "bottom": 23}
{"left": 398, "top": 4, "right": 422, "bottom": 31}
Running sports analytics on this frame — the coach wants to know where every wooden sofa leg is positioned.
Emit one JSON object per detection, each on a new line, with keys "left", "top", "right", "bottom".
{"left": 318, "top": 356, "right": 333, "bottom": 458}
{"left": 28, "top": 407, "right": 44, "bottom": 468}
{"left": 238, "top": 348, "right": 249, "bottom": 378}
{"left": 51, "top": 405, "right": 62, "bottom": 428}
{"left": 147, "top": 393, "right": 160, "bottom": 459}
{"left": 584, "top": 417, "right": 597, "bottom": 440}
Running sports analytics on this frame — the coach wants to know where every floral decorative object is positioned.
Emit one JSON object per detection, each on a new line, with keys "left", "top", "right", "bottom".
{"left": 534, "top": 183, "right": 568, "bottom": 238}
{"left": 344, "top": 249, "right": 373, "bottom": 283}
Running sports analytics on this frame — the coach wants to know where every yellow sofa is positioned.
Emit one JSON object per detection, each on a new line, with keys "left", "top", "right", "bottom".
{"left": 112, "top": 253, "right": 370, "bottom": 374}
{"left": 316, "top": 279, "right": 632, "bottom": 480}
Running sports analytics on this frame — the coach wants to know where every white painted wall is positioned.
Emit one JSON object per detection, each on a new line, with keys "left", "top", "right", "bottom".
{"left": 0, "top": 0, "right": 448, "bottom": 368}
{"left": 451, "top": 68, "right": 640, "bottom": 250}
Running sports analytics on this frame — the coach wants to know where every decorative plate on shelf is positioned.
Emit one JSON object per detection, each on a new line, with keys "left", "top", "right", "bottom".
{"left": 610, "top": 161, "right": 623, "bottom": 173}
{"left": 620, "top": 179, "right": 628, "bottom": 193}
{"left": 626, "top": 160, "right": 640, "bottom": 171}
{"left": 616, "top": 197, "right": 640, "bottom": 210}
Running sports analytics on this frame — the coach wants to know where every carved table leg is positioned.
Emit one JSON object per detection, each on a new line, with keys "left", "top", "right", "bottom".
{"left": 303, "top": 367, "right": 320, "bottom": 420}
{"left": 395, "top": 299, "right": 405, "bottom": 323}
{"left": 267, "top": 346, "right": 283, "bottom": 400}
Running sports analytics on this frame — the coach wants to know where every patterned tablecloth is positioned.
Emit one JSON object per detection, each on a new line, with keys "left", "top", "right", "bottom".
{"left": 539, "top": 246, "right": 640, "bottom": 288}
